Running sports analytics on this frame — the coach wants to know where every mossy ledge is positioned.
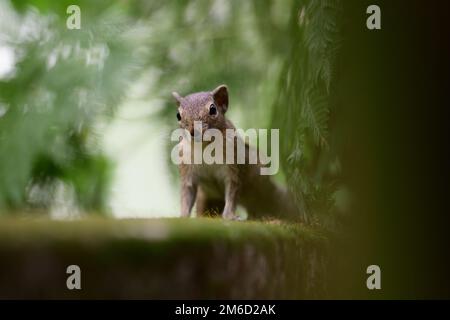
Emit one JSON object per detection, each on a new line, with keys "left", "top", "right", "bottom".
{"left": 0, "top": 218, "right": 329, "bottom": 299}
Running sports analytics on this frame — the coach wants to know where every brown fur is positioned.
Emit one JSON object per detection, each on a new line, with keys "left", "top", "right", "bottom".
{"left": 172, "top": 85, "right": 299, "bottom": 221}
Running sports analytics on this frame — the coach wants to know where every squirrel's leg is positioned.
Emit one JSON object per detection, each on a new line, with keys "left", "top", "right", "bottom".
{"left": 180, "top": 179, "right": 197, "bottom": 218}
{"left": 222, "top": 178, "right": 239, "bottom": 220}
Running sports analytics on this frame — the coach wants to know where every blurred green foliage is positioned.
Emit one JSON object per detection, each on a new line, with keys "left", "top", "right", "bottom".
{"left": 0, "top": 0, "right": 344, "bottom": 225}
{"left": 0, "top": 0, "right": 142, "bottom": 213}
{"left": 271, "top": 0, "right": 344, "bottom": 225}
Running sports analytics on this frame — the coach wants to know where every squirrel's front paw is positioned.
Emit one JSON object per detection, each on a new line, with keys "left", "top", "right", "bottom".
{"left": 222, "top": 212, "right": 244, "bottom": 221}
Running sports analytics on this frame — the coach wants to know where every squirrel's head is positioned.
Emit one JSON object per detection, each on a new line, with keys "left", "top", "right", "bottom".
{"left": 172, "top": 85, "right": 229, "bottom": 136}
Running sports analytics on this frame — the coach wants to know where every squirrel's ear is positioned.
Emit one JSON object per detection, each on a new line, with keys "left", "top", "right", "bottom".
{"left": 172, "top": 92, "right": 183, "bottom": 106}
{"left": 211, "top": 85, "right": 229, "bottom": 113}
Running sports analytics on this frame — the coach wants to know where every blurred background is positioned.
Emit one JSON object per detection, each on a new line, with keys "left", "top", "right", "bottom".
{"left": 1, "top": 0, "right": 450, "bottom": 299}
{"left": 0, "top": 0, "right": 345, "bottom": 226}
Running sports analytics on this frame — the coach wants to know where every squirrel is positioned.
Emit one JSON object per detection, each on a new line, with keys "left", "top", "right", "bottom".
{"left": 171, "top": 84, "right": 300, "bottom": 221}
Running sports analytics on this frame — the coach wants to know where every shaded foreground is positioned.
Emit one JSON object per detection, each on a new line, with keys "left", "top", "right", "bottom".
{"left": 0, "top": 218, "right": 329, "bottom": 299}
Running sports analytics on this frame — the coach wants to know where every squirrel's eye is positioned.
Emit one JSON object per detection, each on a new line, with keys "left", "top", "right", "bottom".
{"left": 209, "top": 104, "right": 217, "bottom": 115}
{"left": 176, "top": 112, "right": 181, "bottom": 121}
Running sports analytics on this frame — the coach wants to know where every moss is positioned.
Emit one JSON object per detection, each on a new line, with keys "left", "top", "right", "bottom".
{"left": 0, "top": 217, "right": 329, "bottom": 299}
